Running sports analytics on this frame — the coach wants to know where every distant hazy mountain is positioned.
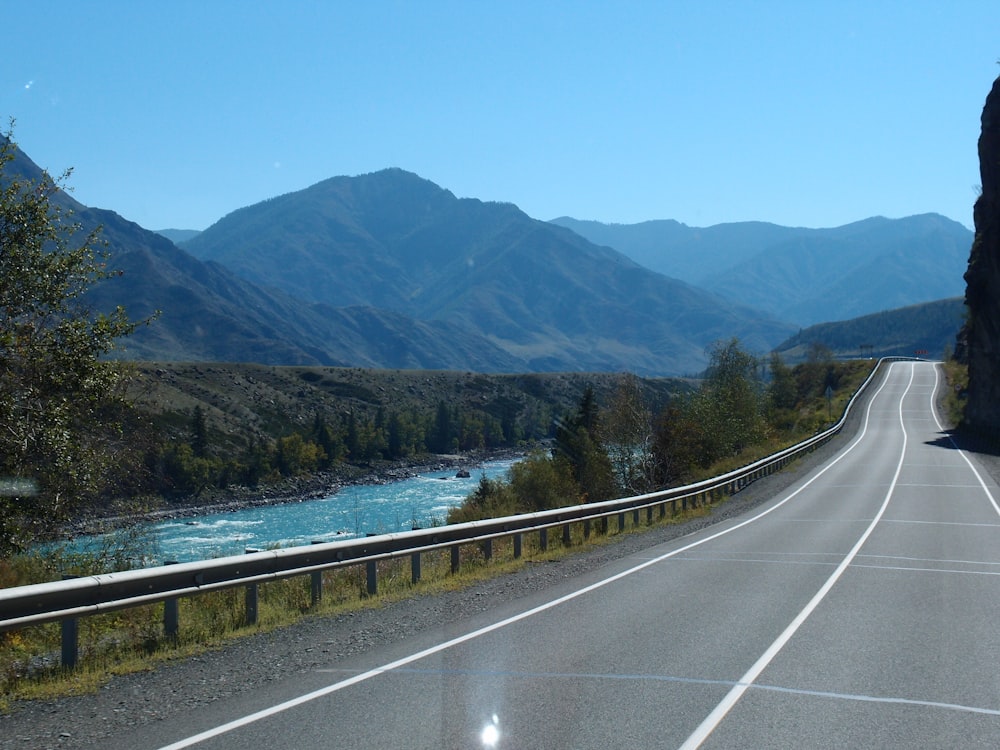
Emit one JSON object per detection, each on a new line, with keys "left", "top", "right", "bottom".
{"left": 773, "top": 297, "right": 964, "bottom": 361}
{"left": 155, "top": 228, "right": 201, "bottom": 244}
{"left": 183, "top": 168, "right": 795, "bottom": 375}
{"left": 551, "top": 214, "right": 972, "bottom": 326}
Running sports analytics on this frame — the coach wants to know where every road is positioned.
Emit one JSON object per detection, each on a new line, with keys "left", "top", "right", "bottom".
{"left": 112, "top": 361, "right": 1000, "bottom": 749}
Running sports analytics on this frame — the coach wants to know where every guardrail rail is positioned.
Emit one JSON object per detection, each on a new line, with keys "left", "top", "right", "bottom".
{"left": 0, "top": 357, "right": 906, "bottom": 669}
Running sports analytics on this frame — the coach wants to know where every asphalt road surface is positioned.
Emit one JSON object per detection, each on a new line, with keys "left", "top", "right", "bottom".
{"left": 106, "top": 361, "right": 1000, "bottom": 749}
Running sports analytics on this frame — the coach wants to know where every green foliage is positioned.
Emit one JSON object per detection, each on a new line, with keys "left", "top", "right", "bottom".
{"left": 511, "top": 450, "right": 583, "bottom": 511}
{"left": 447, "top": 451, "right": 580, "bottom": 523}
{"left": 0, "top": 129, "right": 143, "bottom": 555}
{"left": 602, "top": 374, "right": 655, "bottom": 495}
{"left": 766, "top": 352, "right": 797, "bottom": 412}
{"left": 553, "top": 386, "right": 615, "bottom": 502}
{"left": 700, "top": 338, "right": 768, "bottom": 457}
{"left": 189, "top": 405, "right": 209, "bottom": 458}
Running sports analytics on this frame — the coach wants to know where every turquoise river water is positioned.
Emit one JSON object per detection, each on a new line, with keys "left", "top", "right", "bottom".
{"left": 71, "top": 458, "right": 517, "bottom": 564}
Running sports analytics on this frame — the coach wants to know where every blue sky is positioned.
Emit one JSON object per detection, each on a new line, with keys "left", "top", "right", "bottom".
{"left": 3, "top": 1, "right": 997, "bottom": 232}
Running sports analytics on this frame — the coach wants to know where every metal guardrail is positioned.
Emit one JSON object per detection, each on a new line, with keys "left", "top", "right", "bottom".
{"left": 0, "top": 358, "right": 901, "bottom": 667}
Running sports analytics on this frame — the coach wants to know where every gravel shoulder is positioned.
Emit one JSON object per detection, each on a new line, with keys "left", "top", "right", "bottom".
{"left": 4, "top": 363, "right": 996, "bottom": 750}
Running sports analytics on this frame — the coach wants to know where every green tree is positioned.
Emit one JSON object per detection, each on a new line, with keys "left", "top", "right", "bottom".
{"left": 700, "top": 338, "right": 767, "bottom": 457}
{"left": 651, "top": 339, "right": 766, "bottom": 486}
{"left": 798, "top": 342, "right": 835, "bottom": 398}
{"left": 429, "top": 400, "right": 453, "bottom": 453}
{"left": 386, "top": 411, "right": 403, "bottom": 459}
{"left": 766, "top": 351, "right": 797, "bottom": 412}
{"left": 508, "top": 451, "right": 580, "bottom": 511}
{"left": 553, "top": 386, "right": 614, "bottom": 502}
{"left": 345, "top": 412, "right": 360, "bottom": 460}
{"left": 0, "top": 130, "right": 143, "bottom": 555}
{"left": 603, "top": 374, "right": 654, "bottom": 495}
{"left": 190, "top": 404, "right": 209, "bottom": 458}
{"left": 651, "top": 400, "right": 707, "bottom": 486}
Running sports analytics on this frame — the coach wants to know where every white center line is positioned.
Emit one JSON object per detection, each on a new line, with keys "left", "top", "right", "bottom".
{"left": 678, "top": 362, "right": 916, "bottom": 750}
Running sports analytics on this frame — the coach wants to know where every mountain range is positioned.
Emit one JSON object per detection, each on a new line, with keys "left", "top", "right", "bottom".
{"left": 177, "top": 168, "right": 795, "bottom": 375}
{"left": 551, "top": 214, "right": 972, "bottom": 326}
{"left": 7, "top": 143, "right": 970, "bottom": 375}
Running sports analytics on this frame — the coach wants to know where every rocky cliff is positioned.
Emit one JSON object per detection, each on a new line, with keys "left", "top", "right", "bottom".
{"left": 959, "top": 75, "right": 1000, "bottom": 432}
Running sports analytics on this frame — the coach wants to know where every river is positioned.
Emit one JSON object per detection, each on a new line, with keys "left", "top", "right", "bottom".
{"left": 69, "top": 458, "right": 517, "bottom": 564}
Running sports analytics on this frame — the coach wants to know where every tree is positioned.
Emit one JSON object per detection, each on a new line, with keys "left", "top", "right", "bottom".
{"left": 650, "top": 339, "right": 767, "bottom": 486}
{"left": 0, "top": 129, "right": 142, "bottom": 555}
{"left": 190, "top": 404, "right": 209, "bottom": 458}
{"left": 766, "top": 351, "right": 797, "bottom": 412}
{"left": 553, "top": 386, "right": 615, "bottom": 502}
{"left": 603, "top": 374, "right": 655, "bottom": 495}
{"left": 700, "top": 338, "right": 767, "bottom": 457}
{"left": 428, "top": 400, "right": 453, "bottom": 453}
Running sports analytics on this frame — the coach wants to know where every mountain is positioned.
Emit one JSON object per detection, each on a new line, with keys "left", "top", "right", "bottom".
{"left": 551, "top": 214, "right": 973, "bottom": 327}
{"left": 773, "top": 297, "right": 964, "bottom": 361}
{"left": 183, "top": 169, "right": 795, "bottom": 375}
{"left": 6, "top": 146, "right": 525, "bottom": 370}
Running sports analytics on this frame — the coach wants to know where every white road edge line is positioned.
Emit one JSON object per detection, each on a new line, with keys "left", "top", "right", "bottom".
{"left": 927, "top": 364, "right": 1000, "bottom": 518}
{"left": 155, "top": 365, "right": 899, "bottom": 750}
{"left": 677, "top": 362, "right": 916, "bottom": 750}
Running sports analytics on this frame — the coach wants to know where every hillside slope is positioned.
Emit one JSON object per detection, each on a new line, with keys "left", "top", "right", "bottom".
{"left": 774, "top": 297, "right": 964, "bottom": 361}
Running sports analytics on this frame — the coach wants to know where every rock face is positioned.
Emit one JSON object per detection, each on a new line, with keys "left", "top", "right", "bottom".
{"left": 959, "top": 75, "right": 1000, "bottom": 433}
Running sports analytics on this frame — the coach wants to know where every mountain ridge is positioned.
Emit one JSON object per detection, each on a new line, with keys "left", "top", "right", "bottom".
{"left": 551, "top": 213, "right": 972, "bottom": 326}
{"left": 7, "top": 142, "right": 964, "bottom": 376}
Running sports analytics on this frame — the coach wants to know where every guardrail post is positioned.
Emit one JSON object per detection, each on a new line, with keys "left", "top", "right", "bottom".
{"left": 482, "top": 539, "right": 493, "bottom": 561}
{"left": 245, "top": 548, "right": 259, "bottom": 625}
{"left": 61, "top": 617, "right": 78, "bottom": 671}
{"left": 539, "top": 527, "right": 548, "bottom": 552}
{"left": 618, "top": 512, "right": 626, "bottom": 532}
{"left": 245, "top": 583, "right": 259, "bottom": 625}
{"left": 451, "top": 545, "right": 461, "bottom": 574}
{"left": 513, "top": 533, "right": 522, "bottom": 559}
{"left": 583, "top": 518, "right": 591, "bottom": 539}
{"left": 61, "top": 574, "right": 78, "bottom": 670}
{"left": 163, "top": 561, "right": 179, "bottom": 638}
{"left": 366, "top": 560, "right": 378, "bottom": 595}
{"left": 647, "top": 505, "right": 653, "bottom": 525}
{"left": 562, "top": 523, "right": 571, "bottom": 547}
{"left": 600, "top": 516, "right": 609, "bottom": 535}
{"left": 310, "top": 541, "right": 323, "bottom": 607}
{"left": 632, "top": 508, "right": 640, "bottom": 527}
{"left": 411, "top": 551, "right": 421, "bottom": 584}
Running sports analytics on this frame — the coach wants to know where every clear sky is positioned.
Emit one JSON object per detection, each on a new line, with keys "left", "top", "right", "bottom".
{"left": 3, "top": 1, "right": 998, "bottom": 232}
